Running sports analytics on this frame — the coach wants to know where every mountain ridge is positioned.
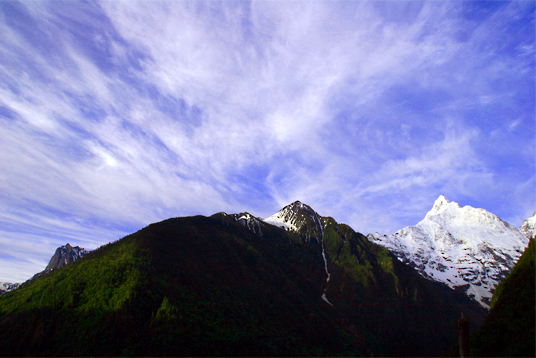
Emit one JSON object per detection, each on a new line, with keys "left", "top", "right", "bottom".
{"left": 0, "top": 204, "right": 488, "bottom": 357}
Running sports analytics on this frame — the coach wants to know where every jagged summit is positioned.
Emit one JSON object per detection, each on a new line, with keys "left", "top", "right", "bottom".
{"left": 45, "top": 243, "right": 88, "bottom": 272}
{"left": 228, "top": 212, "right": 265, "bottom": 235}
{"left": 369, "top": 196, "right": 529, "bottom": 309}
{"left": 426, "top": 195, "right": 460, "bottom": 218}
{"left": 263, "top": 201, "right": 323, "bottom": 242}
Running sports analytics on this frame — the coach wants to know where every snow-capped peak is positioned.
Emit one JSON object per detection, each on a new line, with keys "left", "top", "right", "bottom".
{"left": 428, "top": 195, "right": 453, "bottom": 215}
{"left": 263, "top": 201, "right": 323, "bottom": 240}
{"left": 369, "top": 196, "right": 529, "bottom": 309}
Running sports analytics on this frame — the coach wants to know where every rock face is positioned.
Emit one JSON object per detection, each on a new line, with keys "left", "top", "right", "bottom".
{"left": 45, "top": 243, "right": 88, "bottom": 272}
{"left": 368, "top": 195, "right": 529, "bottom": 309}
{"left": 520, "top": 212, "right": 536, "bottom": 239}
{"left": 264, "top": 201, "right": 324, "bottom": 242}
{"left": 28, "top": 243, "right": 89, "bottom": 282}
{"left": 1, "top": 244, "right": 88, "bottom": 293}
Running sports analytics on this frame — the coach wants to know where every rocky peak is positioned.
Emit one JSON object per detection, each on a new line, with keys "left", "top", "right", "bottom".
{"left": 263, "top": 201, "right": 324, "bottom": 243}
{"left": 230, "top": 212, "right": 264, "bottom": 235}
{"left": 45, "top": 243, "right": 88, "bottom": 272}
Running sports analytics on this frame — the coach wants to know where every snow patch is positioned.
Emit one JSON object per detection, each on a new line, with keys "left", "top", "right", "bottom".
{"left": 520, "top": 212, "right": 536, "bottom": 239}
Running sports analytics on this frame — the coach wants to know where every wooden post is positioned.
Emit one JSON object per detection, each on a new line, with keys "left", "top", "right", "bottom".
{"left": 458, "top": 312, "right": 470, "bottom": 357}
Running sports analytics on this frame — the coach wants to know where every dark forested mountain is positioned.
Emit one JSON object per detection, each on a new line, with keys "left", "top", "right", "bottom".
{"left": 0, "top": 203, "right": 488, "bottom": 356}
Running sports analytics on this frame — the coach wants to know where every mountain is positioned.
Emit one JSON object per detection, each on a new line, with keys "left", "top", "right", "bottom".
{"left": 368, "top": 195, "right": 529, "bottom": 308}
{"left": 520, "top": 212, "right": 536, "bottom": 239}
{"left": 45, "top": 243, "right": 88, "bottom": 271}
{"left": 0, "top": 283, "right": 19, "bottom": 295}
{"left": 26, "top": 243, "right": 89, "bottom": 282}
{"left": 0, "top": 203, "right": 487, "bottom": 357}
{"left": 264, "top": 201, "right": 332, "bottom": 303}
{"left": 263, "top": 201, "right": 488, "bottom": 355}
{"left": 1, "top": 244, "right": 88, "bottom": 295}
{"left": 264, "top": 201, "right": 324, "bottom": 240}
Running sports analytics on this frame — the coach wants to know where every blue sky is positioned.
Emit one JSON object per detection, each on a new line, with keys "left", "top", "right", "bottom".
{"left": 1, "top": 0, "right": 534, "bottom": 282}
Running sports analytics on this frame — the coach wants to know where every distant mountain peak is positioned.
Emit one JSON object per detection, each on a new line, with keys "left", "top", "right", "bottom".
{"left": 433, "top": 195, "right": 451, "bottom": 209}
{"left": 45, "top": 244, "right": 88, "bottom": 272}
{"left": 370, "top": 196, "right": 529, "bottom": 309}
{"left": 287, "top": 200, "right": 315, "bottom": 214}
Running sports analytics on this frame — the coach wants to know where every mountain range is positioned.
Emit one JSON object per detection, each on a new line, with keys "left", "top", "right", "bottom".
{"left": 0, "top": 198, "right": 532, "bottom": 356}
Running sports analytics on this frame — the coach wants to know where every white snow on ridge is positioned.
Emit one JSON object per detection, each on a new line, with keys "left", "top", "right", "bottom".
{"left": 0, "top": 282, "right": 20, "bottom": 294}
{"left": 263, "top": 213, "right": 298, "bottom": 231}
{"left": 369, "top": 196, "right": 529, "bottom": 309}
{"left": 231, "top": 212, "right": 264, "bottom": 235}
{"left": 520, "top": 212, "right": 536, "bottom": 239}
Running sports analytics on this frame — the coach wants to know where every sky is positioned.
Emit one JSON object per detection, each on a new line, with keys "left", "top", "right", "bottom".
{"left": 0, "top": 0, "right": 534, "bottom": 282}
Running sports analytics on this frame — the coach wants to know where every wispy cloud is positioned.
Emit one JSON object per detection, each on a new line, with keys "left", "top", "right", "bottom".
{"left": 0, "top": 0, "right": 534, "bottom": 281}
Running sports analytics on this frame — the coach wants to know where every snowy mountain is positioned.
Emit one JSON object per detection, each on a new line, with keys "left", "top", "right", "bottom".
{"left": 0, "top": 282, "right": 19, "bottom": 295}
{"left": 368, "top": 195, "right": 529, "bottom": 308}
{"left": 520, "top": 212, "right": 536, "bottom": 239}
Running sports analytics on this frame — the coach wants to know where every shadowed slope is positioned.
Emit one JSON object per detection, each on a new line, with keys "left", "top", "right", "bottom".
{"left": 0, "top": 212, "right": 487, "bottom": 356}
{"left": 0, "top": 215, "right": 361, "bottom": 356}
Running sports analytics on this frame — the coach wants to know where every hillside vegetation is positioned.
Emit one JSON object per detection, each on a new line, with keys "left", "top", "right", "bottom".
{"left": 0, "top": 214, "right": 487, "bottom": 356}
